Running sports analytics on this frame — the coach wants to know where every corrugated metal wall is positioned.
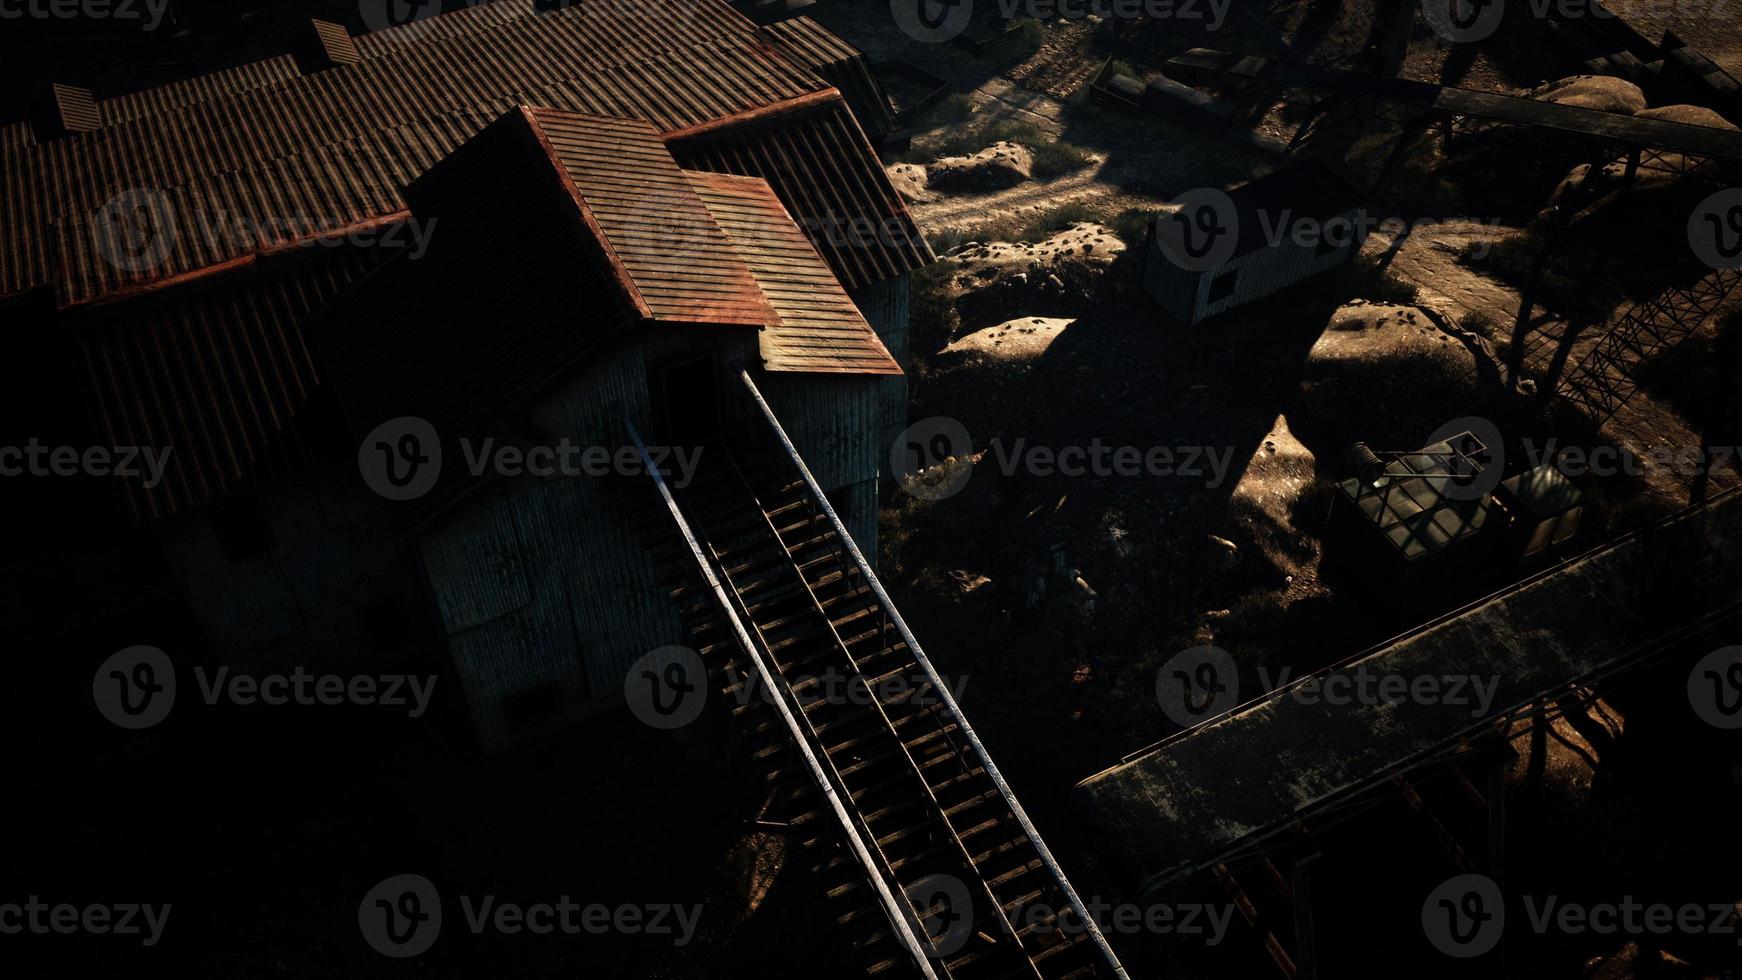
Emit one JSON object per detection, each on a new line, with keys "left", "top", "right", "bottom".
{"left": 1142, "top": 231, "right": 1202, "bottom": 324}
{"left": 417, "top": 333, "right": 697, "bottom": 749}
{"left": 850, "top": 274, "right": 911, "bottom": 477}
{"left": 758, "top": 372, "right": 883, "bottom": 499}
{"left": 154, "top": 466, "right": 433, "bottom": 681}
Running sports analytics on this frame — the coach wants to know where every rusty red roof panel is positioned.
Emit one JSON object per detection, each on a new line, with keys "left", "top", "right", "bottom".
{"left": 0, "top": 0, "right": 833, "bottom": 306}
{"left": 760, "top": 15, "right": 896, "bottom": 139}
{"left": 687, "top": 171, "right": 899, "bottom": 376}
{"left": 668, "top": 95, "right": 933, "bottom": 292}
{"left": 78, "top": 243, "right": 393, "bottom": 520}
{"left": 524, "top": 107, "right": 774, "bottom": 327}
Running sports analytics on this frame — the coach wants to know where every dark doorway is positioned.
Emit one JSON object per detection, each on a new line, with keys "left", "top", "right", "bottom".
{"left": 654, "top": 354, "right": 721, "bottom": 447}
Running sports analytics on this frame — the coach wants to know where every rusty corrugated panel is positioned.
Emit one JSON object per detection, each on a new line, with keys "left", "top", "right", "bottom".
{"left": 48, "top": 84, "right": 103, "bottom": 136}
{"left": 760, "top": 16, "right": 896, "bottom": 139}
{"left": 0, "top": 0, "right": 825, "bottom": 306}
{"left": 97, "top": 56, "right": 303, "bottom": 127}
{"left": 308, "top": 19, "right": 364, "bottom": 70}
{"left": 670, "top": 95, "right": 933, "bottom": 292}
{"left": 687, "top": 171, "right": 899, "bottom": 375}
{"left": 526, "top": 108, "right": 772, "bottom": 327}
{"left": 77, "top": 243, "right": 392, "bottom": 520}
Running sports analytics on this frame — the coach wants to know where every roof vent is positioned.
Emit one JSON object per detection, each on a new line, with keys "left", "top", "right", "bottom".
{"left": 32, "top": 83, "right": 100, "bottom": 141}
{"left": 296, "top": 19, "right": 362, "bottom": 73}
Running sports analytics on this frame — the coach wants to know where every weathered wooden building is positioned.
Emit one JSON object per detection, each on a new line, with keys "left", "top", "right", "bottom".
{"left": 1145, "top": 159, "right": 1366, "bottom": 325}
{"left": 0, "top": 0, "right": 926, "bottom": 748}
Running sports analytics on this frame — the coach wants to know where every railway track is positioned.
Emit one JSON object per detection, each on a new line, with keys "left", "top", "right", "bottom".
{"left": 639, "top": 376, "right": 1125, "bottom": 980}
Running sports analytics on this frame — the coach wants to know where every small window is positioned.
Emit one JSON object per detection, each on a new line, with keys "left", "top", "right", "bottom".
{"left": 1208, "top": 269, "right": 1238, "bottom": 304}
{"left": 211, "top": 486, "right": 274, "bottom": 560}
{"left": 502, "top": 681, "right": 563, "bottom": 733}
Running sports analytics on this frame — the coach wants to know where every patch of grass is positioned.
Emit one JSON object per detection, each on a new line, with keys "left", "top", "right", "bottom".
{"left": 1109, "top": 208, "right": 1154, "bottom": 248}
{"left": 909, "top": 261, "right": 960, "bottom": 354}
{"left": 1459, "top": 309, "right": 1503, "bottom": 339}
{"left": 920, "top": 92, "right": 975, "bottom": 127}
{"left": 1030, "top": 140, "right": 1094, "bottom": 179}
{"left": 1345, "top": 261, "right": 1420, "bottom": 305}
{"left": 933, "top": 201, "right": 1110, "bottom": 254}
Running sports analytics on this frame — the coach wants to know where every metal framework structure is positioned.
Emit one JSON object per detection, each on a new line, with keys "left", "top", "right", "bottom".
{"left": 1553, "top": 268, "right": 1742, "bottom": 427}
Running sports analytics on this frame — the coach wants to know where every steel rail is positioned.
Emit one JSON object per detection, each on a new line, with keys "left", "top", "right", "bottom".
{"left": 628, "top": 419, "right": 940, "bottom": 980}
{"left": 736, "top": 371, "right": 1131, "bottom": 980}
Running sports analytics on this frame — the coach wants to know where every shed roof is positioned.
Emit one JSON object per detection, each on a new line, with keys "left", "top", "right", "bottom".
{"left": 1225, "top": 158, "right": 1366, "bottom": 258}
{"left": 688, "top": 171, "right": 901, "bottom": 375}
{"left": 1335, "top": 436, "right": 1498, "bottom": 561}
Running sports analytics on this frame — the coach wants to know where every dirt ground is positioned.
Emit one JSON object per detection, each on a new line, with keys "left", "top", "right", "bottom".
{"left": 814, "top": 4, "right": 1742, "bottom": 976}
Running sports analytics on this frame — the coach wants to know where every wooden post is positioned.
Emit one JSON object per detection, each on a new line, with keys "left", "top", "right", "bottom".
{"left": 1623, "top": 147, "right": 1641, "bottom": 183}
{"left": 1292, "top": 854, "right": 1322, "bottom": 980}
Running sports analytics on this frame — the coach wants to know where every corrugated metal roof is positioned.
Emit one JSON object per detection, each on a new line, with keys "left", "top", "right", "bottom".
{"left": 670, "top": 95, "right": 931, "bottom": 292}
{"left": 78, "top": 243, "right": 395, "bottom": 520}
{"left": 525, "top": 108, "right": 773, "bottom": 327}
{"left": 760, "top": 15, "right": 896, "bottom": 139}
{"left": 2, "top": 0, "right": 902, "bottom": 308}
{"left": 688, "top": 171, "right": 900, "bottom": 375}
{"left": 8, "top": 0, "right": 929, "bottom": 521}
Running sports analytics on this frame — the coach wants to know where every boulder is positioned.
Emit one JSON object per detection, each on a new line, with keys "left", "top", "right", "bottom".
{"left": 927, "top": 141, "right": 1034, "bottom": 193}
{"left": 1635, "top": 104, "right": 1740, "bottom": 131}
{"left": 1528, "top": 75, "right": 1647, "bottom": 115}
{"left": 885, "top": 162, "right": 934, "bottom": 204}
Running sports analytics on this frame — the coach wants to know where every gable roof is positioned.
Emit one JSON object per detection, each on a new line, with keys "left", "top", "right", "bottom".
{"left": 523, "top": 108, "right": 774, "bottom": 327}
{"left": 688, "top": 171, "right": 900, "bottom": 375}
{"left": 10, "top": 1, "right": 928, "bottom": 522}
{"left": 1, "top": 0, "right": 929, "bottom": 308}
